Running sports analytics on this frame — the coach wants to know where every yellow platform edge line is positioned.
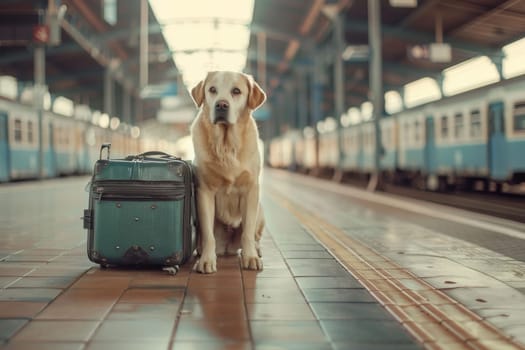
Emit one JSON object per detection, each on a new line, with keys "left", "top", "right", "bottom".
{"left": 269, "top": 189, "right": 525, "bottom": 350}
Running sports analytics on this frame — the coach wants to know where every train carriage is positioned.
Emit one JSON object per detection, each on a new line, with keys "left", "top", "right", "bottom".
{"left": 379, "top": 116, "right": 398, "bottom": 179}
{"left": 340, "top": 124, "right": 361, "bottom": 173}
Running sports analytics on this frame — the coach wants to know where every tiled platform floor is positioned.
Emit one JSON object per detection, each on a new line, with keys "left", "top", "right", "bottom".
{"left": 1, "top": 171, "right": 525, "bottom": 349}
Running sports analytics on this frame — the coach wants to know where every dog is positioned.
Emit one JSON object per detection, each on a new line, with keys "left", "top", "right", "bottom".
{"left": 190, "top": 71, "right": 266, "bottom": 274}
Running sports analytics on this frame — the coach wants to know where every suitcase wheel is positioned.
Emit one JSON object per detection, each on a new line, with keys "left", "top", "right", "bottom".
{"left": 162, "top": 265, "right": 180, "bottom": 275}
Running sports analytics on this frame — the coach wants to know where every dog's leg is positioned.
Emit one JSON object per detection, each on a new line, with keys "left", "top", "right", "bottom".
{"left": 240, "top": 185, "right": 263, "bottom": 270}
{"left": 194, "top": 187, "right": 217, "bottom": 273}
{"left": 255, "top": 206, "right": 264, "bottom": 258}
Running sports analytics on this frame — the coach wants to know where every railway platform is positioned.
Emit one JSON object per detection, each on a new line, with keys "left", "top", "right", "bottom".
{"left": 0, "top": 169, "right": 524, "bottom": 350}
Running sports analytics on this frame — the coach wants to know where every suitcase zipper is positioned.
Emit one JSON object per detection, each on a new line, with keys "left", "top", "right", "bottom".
{"left": 93, "top": 181, "right": 186, "bottom": 201}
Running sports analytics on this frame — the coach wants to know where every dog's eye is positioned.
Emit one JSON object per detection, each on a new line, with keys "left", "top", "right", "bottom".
{"left": 209, "top": 86, "right": 217, "bottom": 94}
{"left": 232, "top": 87, "right": 241, "bottom": 95}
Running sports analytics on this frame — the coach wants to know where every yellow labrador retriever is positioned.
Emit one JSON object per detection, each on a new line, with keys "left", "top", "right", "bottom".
{"left": 190, "top": 71, "right": 266, "bottom": 274}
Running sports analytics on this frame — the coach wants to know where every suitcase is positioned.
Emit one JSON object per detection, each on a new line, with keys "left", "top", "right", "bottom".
{"left": 83, "top": 143, "right": 196, "bottom": 270}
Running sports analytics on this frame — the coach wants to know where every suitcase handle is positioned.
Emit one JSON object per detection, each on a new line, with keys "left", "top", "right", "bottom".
{"left": 99, "top": 143, "right": 111, "bottom": 160}
{"left": 127, "top": 151, "right": 181, "bottom": 160}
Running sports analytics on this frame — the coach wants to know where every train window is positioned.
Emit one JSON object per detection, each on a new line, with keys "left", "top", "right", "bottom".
{"left": 454, "top": 113, "right": 464, "bottom": 138}
{"left": 27, "top": 120, "right": 33, "bottom": 143}
{"left": 513, "top": 102, "right": 525, "bottom": 132}
{"left": 470, "top": 110, "right": 481, "bottom": 137}
{"left": 14, "top": 119, "right": 22, "bottom": 142}
{"left": 440, "top": 115, "right": 448, "bottom": 139}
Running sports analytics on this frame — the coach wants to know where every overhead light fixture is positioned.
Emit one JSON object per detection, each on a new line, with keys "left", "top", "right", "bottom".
{"left": 389, "top": 0, "right": 417, "bottom": 7}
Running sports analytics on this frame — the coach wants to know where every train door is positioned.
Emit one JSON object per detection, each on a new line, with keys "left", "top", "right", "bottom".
{"left": 424, "top": 115, "right": 436, "bottom": 174}
{"left": 46, "top": 121, "right": 57, "bottom": 177}
{"left": 0, "top": 112, "right": 9, "bottom": 181}
{"left": 487, "top": 101, "right": 508, "bottom": 180}
{"left": 424, "top": 115, "right": 440, "bottom": 190}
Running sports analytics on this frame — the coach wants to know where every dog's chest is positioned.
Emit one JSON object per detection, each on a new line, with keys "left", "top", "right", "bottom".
{"left": 223, "top": 169, "right": 253, "bottom": 194}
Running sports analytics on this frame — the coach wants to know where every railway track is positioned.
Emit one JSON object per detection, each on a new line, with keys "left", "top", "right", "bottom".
{"left": 382, "top": 184, "right": 525, "bottom": 223}
{"left": 329, "top": 174, "right": 525, "bottom": 223}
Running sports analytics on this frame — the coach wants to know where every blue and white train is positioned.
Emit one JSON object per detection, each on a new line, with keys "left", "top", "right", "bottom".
{"left": 0, "top": 77, "right": 179, "bottom": 182}
{"left": 268, "top": 75, "right": 525, "bottom": 191}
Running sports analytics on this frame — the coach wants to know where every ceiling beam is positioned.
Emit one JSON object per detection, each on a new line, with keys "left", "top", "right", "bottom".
{"left": 0, "top": 24, "right": 163, "bottom": 65}
{"left": 345, "top": 19, "right": 504, "bottom": 57}
{"left": 67, "top": 0, "right": 128, "bottom": 60}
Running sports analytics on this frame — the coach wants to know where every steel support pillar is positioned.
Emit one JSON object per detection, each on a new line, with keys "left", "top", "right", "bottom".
{"left": 310, "top": 55, "right": 323, "bottom": 172}
{"left": 104, "top": 67, "right": 114, "bottom": 117}
{"left": 367, "top": 0, "right": 384, "bottom": 191}
{"left": 333, "top": 13, "right": 345, "bottom": 182}
{"left": 139, "top": 0, "right": 149, "bottom": 89}
{"left": 297, "top": 69, "right": 308, "bottom": 131}
{"left": 35, "top": 45, "right": 46, "bottom": 179}
{"left": 122, "top": 89, "right": 131, "bottom": 124}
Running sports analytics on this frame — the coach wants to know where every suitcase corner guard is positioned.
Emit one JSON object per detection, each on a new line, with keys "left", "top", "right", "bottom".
{"left": 83, "top": 209, "right": 93, "bottom": 230}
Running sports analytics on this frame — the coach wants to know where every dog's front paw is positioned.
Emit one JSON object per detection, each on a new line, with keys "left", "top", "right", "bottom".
{"left": 194, "top": 253, "right": 217, "bottom": 274}
{"left": 241, "top": 253, "right": 263, "bottom": 271}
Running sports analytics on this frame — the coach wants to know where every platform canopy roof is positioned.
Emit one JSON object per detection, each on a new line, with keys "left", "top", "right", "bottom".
{"left": 0, "top": 0, "right": 524, "bottom": 122}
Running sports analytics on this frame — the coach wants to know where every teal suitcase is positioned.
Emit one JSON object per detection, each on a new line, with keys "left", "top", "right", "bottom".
{"left": 83, "top": 144, "right": 196, "bottom": 269}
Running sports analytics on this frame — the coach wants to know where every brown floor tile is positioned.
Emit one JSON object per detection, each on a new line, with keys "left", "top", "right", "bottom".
{"left": 247, "top": 302, "right": 315, "bottom": 320}
{"left": 10, "top": 320, "right": 99, "bottom": 342}
{"left": 0, "top": 301, "right": 48, "bottom": 318}
{"left": 129, "top": 276, "right": 189, "bottom": 288}
{"left": 188, "top": 276, "right": 242, "bottom": 290}
{"left": 250, "top": 320, "right": 328, "bottom": 343}
{"left": 3, "top": 342, "right": 85, "bottom": 350}
{"left": 0, "top": 288, "right": 62, "bottom": 302}
{"left": 118, "top": 288, "right": 184, "bottom": 304}
{"left": 180, "top": 302, "right": 246, "bottom": 320}
{"left": 70, "top": 276, "right": 131, "bottom": 289}
{"left": 184, "top": 287, "right": 244, "bottom": 304}
{"left": 107, "top": 303, "right": 180, "bottom": 320}
{"left": 174, "top": 318, "right": 250, "bottom": 342}
{"left": 91, "top": 319, "right": 175, "bottom": 341}
{"left": 36, "top": 288, "right": 122, "bottom": 320}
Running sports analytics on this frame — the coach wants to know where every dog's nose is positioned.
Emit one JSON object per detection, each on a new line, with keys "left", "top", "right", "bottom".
{"left": 215, "top": 100, "right": 229, "bottom": 111}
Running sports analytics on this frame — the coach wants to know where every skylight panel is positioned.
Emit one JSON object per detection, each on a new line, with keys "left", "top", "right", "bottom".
{"left": 149, "top": 0, "right": 254, "bottom": 92}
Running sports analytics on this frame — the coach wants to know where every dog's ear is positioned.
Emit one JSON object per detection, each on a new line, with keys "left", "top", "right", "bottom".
{"left": 191, "top": 80, "right": 205, "bottom": 107}
{"left": 247, "top": 76, "right": 266, "bottom": 110}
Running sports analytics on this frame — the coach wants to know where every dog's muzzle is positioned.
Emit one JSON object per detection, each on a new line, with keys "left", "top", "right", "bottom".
{"left": 214, "top": 100, "right": 229, "bottom": 124}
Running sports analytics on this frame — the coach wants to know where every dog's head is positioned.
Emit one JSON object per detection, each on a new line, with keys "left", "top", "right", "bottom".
{"left": 191, "top": 71, "right": 266, "bottom": 125}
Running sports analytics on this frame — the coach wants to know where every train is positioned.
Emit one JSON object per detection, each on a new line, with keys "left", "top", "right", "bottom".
{"left": 0, "top": 76, "right": 185, "bottom": 182}
{"left": 268, "top": 75, "right": 525, "bottom": 192}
